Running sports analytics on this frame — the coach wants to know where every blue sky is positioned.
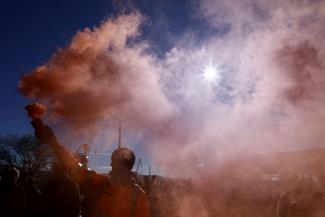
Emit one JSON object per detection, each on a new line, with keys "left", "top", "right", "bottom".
{"left": 1, "top": 0, "right": 112, "bottom": 134}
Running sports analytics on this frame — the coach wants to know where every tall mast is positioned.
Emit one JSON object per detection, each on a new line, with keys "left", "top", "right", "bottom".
{"left": 136, "top": 158, "right": 142, "bottom": 174}
{"left": 118, "top": 121, "right": 122, "bottom": 149}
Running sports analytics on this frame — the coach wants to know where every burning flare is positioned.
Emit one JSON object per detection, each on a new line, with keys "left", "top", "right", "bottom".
{"left": 25, "top": 103, "right": 47, "bottom": 120}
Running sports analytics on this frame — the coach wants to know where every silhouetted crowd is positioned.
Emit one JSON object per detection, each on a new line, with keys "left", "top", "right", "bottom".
{"left": 0, "top": 149, "right": 150, "bottom": 217}
{"left": 0, "top": 165, "right": 81, "bottom": 217}
{"left": 2, "top": 164, "right": 325, "bottom": 217}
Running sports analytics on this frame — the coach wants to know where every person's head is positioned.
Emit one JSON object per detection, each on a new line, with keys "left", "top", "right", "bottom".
{"left": 2, "top": 167, "right": 20, "bottom": 185}
{"left": 111, "top": 147, "right": 135, "bottom": 174}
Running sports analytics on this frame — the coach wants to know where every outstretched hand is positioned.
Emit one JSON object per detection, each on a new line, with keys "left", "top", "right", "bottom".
{"left": 25, "top": 103, "right": 46, "bottom": 119}
{"left": 24, "top": 103, "right": 57, "bottom": 145}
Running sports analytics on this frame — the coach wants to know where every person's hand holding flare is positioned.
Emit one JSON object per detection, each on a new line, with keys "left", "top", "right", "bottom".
{"left": 25, "top": 103, "right": 47, "bottom": 120}
{"left": 25, "top": 103, "right": 56, "bottom": 145}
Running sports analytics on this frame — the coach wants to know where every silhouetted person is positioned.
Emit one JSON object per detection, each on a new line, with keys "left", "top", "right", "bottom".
{"left": 276, "top": 179, "right": 322, "bottom": 217}
{"left": 25, "top": 106, "right": 149, "bottom": 217}
{"left": 0, "top": 167, "right": 25, "bottom": 217}
{"left": 24, "top": 177, "right": 42, "bottom": 217}
{"left": 17, "top": 170, "right": 28, "bottom": 187}
{"left": 91, "top": 148, "right": 149, "bottom": 217}
{"left": 42, "top": 163, "right": 81, "bottom": 217}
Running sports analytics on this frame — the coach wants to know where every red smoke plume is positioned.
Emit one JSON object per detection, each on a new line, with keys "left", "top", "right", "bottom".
{"left": 19, "top": 13, "right": 174, "bottom": 132}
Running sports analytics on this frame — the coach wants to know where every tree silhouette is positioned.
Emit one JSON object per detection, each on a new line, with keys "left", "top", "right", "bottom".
{"left": 0, "top": 134, "right": 53, "bottom": 175}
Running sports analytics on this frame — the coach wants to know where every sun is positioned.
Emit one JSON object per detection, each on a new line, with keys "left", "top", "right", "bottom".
{"left": 202, "top": 64, "right": 220, "bottom": 82}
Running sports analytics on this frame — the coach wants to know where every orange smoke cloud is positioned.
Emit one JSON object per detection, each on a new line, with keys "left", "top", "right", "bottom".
{"left": 19, "top": 13, "right": 174, "bottom": 132}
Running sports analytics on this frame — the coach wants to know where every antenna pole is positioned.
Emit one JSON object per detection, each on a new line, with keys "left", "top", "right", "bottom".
{"left": 118, "top": 121, "right": 122, "bottom": 149}
{"left": 136, "top": 158, "right": 142, "bottom": 174}
{"left": 94, "top": 151, "right": 97, "bottom": 171}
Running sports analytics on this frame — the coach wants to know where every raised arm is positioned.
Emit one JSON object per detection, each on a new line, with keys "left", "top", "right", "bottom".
{"left": 25, "top": 104, "right": 88, "bottom": 179}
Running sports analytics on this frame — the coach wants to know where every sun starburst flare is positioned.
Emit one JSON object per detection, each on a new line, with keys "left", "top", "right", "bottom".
{"left": 202, "top": 64, "right": 221, "bottom": 82}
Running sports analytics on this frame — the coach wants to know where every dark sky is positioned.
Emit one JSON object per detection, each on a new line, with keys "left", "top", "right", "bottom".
{"left": 0, "top": 0, "right": 219, "bottom": 135}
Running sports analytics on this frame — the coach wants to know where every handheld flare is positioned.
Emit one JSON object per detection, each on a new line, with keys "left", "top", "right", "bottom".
{"left": 25, "top": 103, "right": 47, "bottom": 120}
{"left": 25, "top": 103, "right": 47, "bottom": 134}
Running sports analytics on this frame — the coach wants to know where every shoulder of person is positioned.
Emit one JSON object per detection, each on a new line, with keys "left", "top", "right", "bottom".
{"left": 86, "top": 170, "right": 110, "bottom": 183}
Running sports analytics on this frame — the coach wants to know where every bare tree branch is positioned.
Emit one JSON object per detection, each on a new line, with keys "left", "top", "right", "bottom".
{"left": 0, "top": 134, "right": 53, "bottom": 176}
